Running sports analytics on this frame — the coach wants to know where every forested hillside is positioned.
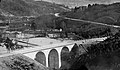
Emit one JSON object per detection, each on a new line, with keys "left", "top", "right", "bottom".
{"left": 0, "top": 0, "right": 119, "bottom": 39}
{"left": 32, "top": 13, "right": 119, "bottom": 39}
{"left": 0, "top": 0, "right": 68, "bottom": 16}
{"left": 68, "top": 32, "right": 120, "bottom": 70}
{"left": 61, "top": 2, "right": 120, "bottom": 26}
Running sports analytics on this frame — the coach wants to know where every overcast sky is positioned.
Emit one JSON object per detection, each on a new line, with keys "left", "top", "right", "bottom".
{"left": 35, "top": 0, "right": 120, "bottom": 7}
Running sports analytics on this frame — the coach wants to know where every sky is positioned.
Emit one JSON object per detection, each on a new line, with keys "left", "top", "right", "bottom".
{"left": 35, "top": 0, "right": 120, "bottom": 7}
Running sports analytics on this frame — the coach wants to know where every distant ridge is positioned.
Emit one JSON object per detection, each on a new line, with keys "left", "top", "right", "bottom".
{"left": 62, "top": 2, "right": 120, "bottom": 26}
{"left": 0, "top": 0, "right": 68, "bottom": 16}
{"left": 40, "top": 0, "right": 120, "bottom": 8}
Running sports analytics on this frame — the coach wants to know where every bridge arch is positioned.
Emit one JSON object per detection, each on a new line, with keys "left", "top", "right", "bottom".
{"left": 61, "top": 46, "right": 70, "bottom": 69}
{"left": 69, "top": 43, "right": 80, "bottom": 59}
{"left": 35, "top": 51, "right": 46, "bottom": 66}
{"left": 66, "top": 44, "right": 75, "bottom": 52}
{"left": 48, "top": 49, "right": 59, "bottom": 69}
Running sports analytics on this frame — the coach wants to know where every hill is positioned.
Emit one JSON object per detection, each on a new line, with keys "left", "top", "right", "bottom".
{"left": 1, "top": 1, "right": 119, "bottom": 39}
{"left": 33, "top": 14, "right": 56, "bottom": 29}
{"left": 61, "top": 2, "right": 120, "bottom": 26}
{"left": 31, "top": 13, "right": 119, "bottom": 39}
{"left": 0, "top": 0, "right": 69, "bottom": 16}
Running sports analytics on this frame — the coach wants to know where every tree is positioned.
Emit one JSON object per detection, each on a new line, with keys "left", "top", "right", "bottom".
{"left": 31, "top": 22, "right": 36, "bottom": 31}
{"left": 61, "top": 20, "right": 68, "bottom": 37}
{"left": 74, "top": 6, "right": 79, "bottom": 12}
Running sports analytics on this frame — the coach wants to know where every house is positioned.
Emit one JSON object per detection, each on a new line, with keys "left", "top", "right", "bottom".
{"left": 47, "top": 31, "right": 62, "bottom": 38}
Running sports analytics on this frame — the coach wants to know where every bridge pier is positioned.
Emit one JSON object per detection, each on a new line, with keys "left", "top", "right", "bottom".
{"left": 42, "top": 49, "right": 51, "bottom": 67}
{"left": 58, "top": 52, "right": 61, "bottom": 68}
{"left": 56, "top": 47, "right": 63, "bottom": 68}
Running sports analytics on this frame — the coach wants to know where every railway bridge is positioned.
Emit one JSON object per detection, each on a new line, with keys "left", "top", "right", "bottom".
{"left": 22, "top": 37, "right": 107, "bottom": 69}
{"left": 0, "top": 37, "right": 107, "bottom": 69}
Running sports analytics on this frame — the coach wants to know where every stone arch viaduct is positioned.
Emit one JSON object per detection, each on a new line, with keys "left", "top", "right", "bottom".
{"left": 24, "top": 43, "right": 86, "bottom": 69}
{"left": 22, "top": 37, "right": 107, "bottom": 69}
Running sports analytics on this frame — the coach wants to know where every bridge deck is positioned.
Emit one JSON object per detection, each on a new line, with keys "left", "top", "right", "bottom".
{"left": 0, "top": 37, "right": 107, "bottom": 58}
